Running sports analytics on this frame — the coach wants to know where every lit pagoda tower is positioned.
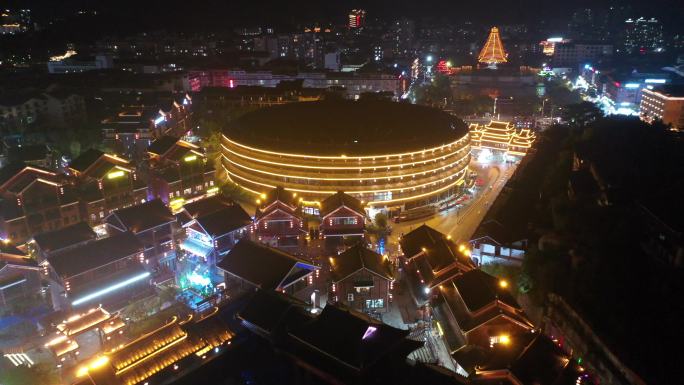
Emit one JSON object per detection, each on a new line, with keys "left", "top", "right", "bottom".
{"left": 478, "top": 27, "right": 508, "bottom": 67}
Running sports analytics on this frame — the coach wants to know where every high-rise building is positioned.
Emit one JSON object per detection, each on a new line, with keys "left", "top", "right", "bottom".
{"left": 348, "top": 9, "right": 366, "bottom": 29}
{"left": 624, "top": 17, "right": 664, "bottom": 53}
{"left": 390, "top": 18, "right": 415, "bottom": 58}
{"left": 552, "top": 42, "right": 613, "bottom": 68}
{"left": 640, "top": 86, "right": 684, "bottom": 130}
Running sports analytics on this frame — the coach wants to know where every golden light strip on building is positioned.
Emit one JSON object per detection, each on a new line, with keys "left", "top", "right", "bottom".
{"left": 225, "top": 167, "right": 466, "bottom": 205}
{"left": 178, "top": 140, "right": 200, "bottom": 149}
{"left": 225, "top": 165, "right": 467, "bottom": 195}
{"left": 25, "top": 166, "right": 58, "bottom": 176}
{"left": 222, "top": 151, "right": 470, "bottom": 181}
{"left": 115, "top": 334, "right": 188, "bottom": 375}
{"left": 36, "top": 178, "right": 62, "bottom": 187}
{"left": 104, "top": 153, "right": 131, "bottom": 164}
{"left": 369, "top": 176, "right": 465, "bottom": 206}
{"left": 223, "top": 135, "right": 469, "bottom": 160}
{"left": 221, "top": 143, "right": 469, "bottom": 170}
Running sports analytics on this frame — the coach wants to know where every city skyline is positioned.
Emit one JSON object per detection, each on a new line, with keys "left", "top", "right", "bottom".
{"left": 1, "top": 2, "right": 683, "bottom": 385}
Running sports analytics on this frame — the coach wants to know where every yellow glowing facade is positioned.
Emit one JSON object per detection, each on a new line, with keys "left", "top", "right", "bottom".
{"left": 469, "top": 121, "right": 535, "bottom": 156}
{"left": 78, "top": 311, "right": 232, "bottom": 385}
{"left": 220, "top": 134, "right": 471, "bottom": 209}
{"left": 478, "top": 27, "right": 508, "bottom": 65}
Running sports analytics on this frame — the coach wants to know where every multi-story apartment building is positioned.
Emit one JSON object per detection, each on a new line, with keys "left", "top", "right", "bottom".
{"left": 254, "top": 187, "right": 307, "bottom": 250}
{"left": 0, "top": 163, "right": 81, "bottom": 244}
{"left": 623, "top": 17, "right": 664, "bottom": 54}
{"left": 0, "top": 92, "right": 86, "bottom": 132}
{"left": 43, "top": 231, "right": 149, "bottom": 310}
{"left": 552, "top": 42, "right": 613, "bottom": 68}
{"left": 329, "top": 244, "right": 393, "bottom": 313}
{"left": 146, "top": 136, "right": 215, "bottom": 206}
{"left": 185, "top": 70, "right": 401, "bottom": 99}
{"left": 640, "top": 85, "right": 684, "bottom": 130}
{"left": 105, "top": 199, "right": 177, "bottom": 273}
{"left": 101, "top": 94, "right": 193, "bottom": 160}
{"left": 319, "top": 191, "right": 366, "bottom": 239}
{"left": 68, "top": 149, "right": 148, "bottom": 226}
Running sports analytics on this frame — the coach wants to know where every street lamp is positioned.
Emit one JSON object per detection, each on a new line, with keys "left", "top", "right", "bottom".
{"left": 426, "top": 55, "right": 433, "bottom": 63}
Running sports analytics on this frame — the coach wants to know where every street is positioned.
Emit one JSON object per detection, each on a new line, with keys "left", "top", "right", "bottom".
{"left": 389, "top": 159, "right": 518, "bottom": 246}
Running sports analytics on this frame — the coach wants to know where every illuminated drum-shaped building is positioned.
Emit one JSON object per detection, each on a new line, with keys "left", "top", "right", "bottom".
{"left": 220, "top": 100, "right": 471, "bottom": 211}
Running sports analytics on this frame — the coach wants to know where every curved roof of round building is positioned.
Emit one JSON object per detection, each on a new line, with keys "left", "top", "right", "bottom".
{"left": 224, "top": 100, "right": 469, "bottom": 156}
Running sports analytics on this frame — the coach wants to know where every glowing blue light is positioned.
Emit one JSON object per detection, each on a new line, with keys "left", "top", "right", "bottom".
{"left": 72, "top": 271, "right": 150, "bottom": 306}
{"left": 645, "top": 79, "right": 666, "bottom": 84}
{"left": 154, "top": 115, "right": 165, "bottom": 125}
{"left": 187, "top": 271, "right": 211, "bottom": 287}
{"left": 426, "top": 55, "right": 433, "bottom": 63}
{"left": 624, "top": 83, "right": 640, "bottom": 89}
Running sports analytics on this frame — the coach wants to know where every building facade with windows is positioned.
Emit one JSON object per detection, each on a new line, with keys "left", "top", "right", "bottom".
{"left": 104, "top": 199, "right": 177, "bottom": 275}
{"left": 68, "top": 149, "right": 148, "bottom": 226}
{"left": 319, "top": 191, "right": 367, "bottom": 239}
{"left": 43, "top": 231, "right": 149, "bottom": 310}
{"left": 329, "top": 244, "right": 393, "bottom": 313}
{"left": 640, "top": 86, "right": 684, "bottom": 130}
{"left": 0, "top": 244, "right": 42, "bottom": 309}
{"left": 222, "top": 101, "right": 471, "bottom": 213}
{"left": 147, "top": 136, "right": 215, "bottom": 207}
{"left": 0, "top": 163, "right": 81, "bottom": 243}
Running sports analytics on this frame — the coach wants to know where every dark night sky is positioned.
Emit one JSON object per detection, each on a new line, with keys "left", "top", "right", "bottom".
{"left": 7, "top": 0, "right": 684, "bottom": 28}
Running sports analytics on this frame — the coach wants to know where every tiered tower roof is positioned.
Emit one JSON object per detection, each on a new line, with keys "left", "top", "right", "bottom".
{"left": 478, "top": 27, "right": 508, "bottom": 65}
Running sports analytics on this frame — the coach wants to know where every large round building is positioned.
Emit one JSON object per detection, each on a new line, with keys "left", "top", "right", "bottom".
{"left": 220, "top": 100, "right": 471, "bottom": 211}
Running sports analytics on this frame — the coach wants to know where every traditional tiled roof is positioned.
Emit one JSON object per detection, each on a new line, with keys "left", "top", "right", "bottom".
{"left": 453, "top": 269, "right": 519, "bottom": 312}
{"left": 7, "top": 144, "right": 50, "bottom": 163}
{"left": 107, "top": 199, "right": 175, "bottom": 233}
{"left": 438, "top": 270, "right": 533, "bottom": 333}
{"left": 216, "top": 239, "right": 316, "bottom": 290}
{"left": 0, "top": 246, "right": 35, "bottom": 271}
{"left": 400, "top": 224, "right": 474, "bottom": 286}
{"left": 68, "top": 149, "right": 105, "bottom": 173}
{"left": 0, "top": 162, "right": 61, "bottom": 193}
{"left": 147, "top": 135, "right": 180, "bottom": 156}
{"left": 288, "top": 304, "right": 419, "bottom": 371}
{"left": 47, "top": 232, "right": 143, "bottom": 278}
{"left": 32, "top": 222, "right": 96, "bottom": 255}
{"left": 469, "top": 121, "right": 535, "bottom": 156}
{"left": 264, "top": 186, "right": 297, "bottom": 208}
{"left": 0, "top": 162, "right": 28, "bottom": 187}
{"left": 180, "top": 195, "right": 234, "bottom": 219}
{"left": 320, "top": 191, "right": 366, "bottom": 218}
{"left": 69, "top": 150, "right": 133, "bottom": 179}
{"left": 330, "top": 244, "right": 393, "bottom": 282}
{"left": 471, "top": 219, "right": 524, "bottom": 246}
{"left": 236, "top": 289, "right": 310, "bottom": 337}
{"left": 85, "top": 310, "right": 232, "bottom": 385}
{"left": 194, "top": 204, "right": 252, "bottom": 237}
{"left": 470, "top": 333, "right": 582, "bottom": 385}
